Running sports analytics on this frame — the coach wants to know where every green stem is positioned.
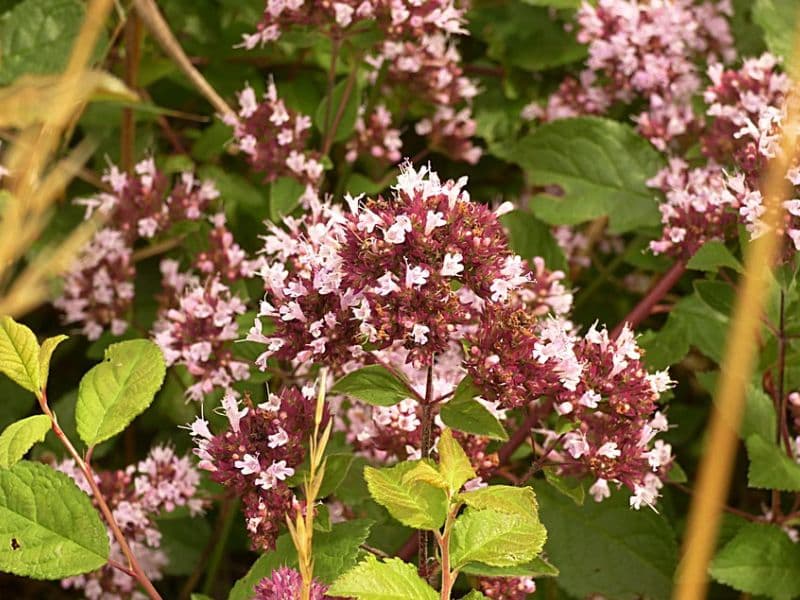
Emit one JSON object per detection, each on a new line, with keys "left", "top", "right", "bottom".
{"left": 202, "top": 496, "right": 240, "bottom": 595}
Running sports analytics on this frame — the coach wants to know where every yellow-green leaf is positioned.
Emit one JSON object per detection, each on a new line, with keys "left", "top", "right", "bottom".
{"left": 0, "top": 415, "right": 51, "bottom": 468}
{"left": 437, "top": 428, "right": 476, "bottom": 494}
{"left": 38, "top": 334, "right": 67, "bottom": 394}
{"left": 0, "top": 316, "right": 40, "bottom": 394}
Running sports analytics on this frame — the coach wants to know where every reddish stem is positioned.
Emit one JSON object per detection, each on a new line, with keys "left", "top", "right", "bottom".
{"left": 610, "top": 260, "right": 686, "bottom": 339}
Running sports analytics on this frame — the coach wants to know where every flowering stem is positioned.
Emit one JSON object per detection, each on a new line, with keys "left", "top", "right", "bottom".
{"left": 322, "top": 59, "right": 359, "bottom": 156}
{"left": 610, "top": 259, "right": 686, "bottom": 339}
{"left": 418, "top": 363, "right": 435, "bottom": 577}
{"left": 36, "top": 391, "right": 163, "bottom": 600}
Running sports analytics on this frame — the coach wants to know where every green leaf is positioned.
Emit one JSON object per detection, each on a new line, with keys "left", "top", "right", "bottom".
{"left": 331, "top": 365, "right": 414, "bottom": 407}
{"left": 753, "top": 0, "right": 799, "bottom": 63}
{"left": 270, "top": 176, "right": 305, "bottom": 222}
{"left": 496, "top": 117, "right": 664, "bottom": 233}
{"left": 437, "top": 428, "right": 476, "bottom": 494}
{"left": 459, "top": 485, "right": 539, "bottom": 519}
{"left": 0, "top": 415, "right": 51, "bottom": 468}
{"left": 0, "top": 461, "right": 108, "bottom": 578}
{"left": 501, "top": 210, "right": 568, "bottom": 273}
{"left": 0, "top": 0, "right": 86, "bottom": 85}
{"left": 76, "top": 339, "right": 166, "bottom": 447}
{"left": 401, "top": 460, "right": 449, "bottom": 490}
{"left": 461, "top": 556, "right": 559, "bottom": 578}
{"left": 471, "top": 4, "right": 586, "bottom": 71}
{"left": 328, "top": 555, "right": 438, "bottom": 600}
{"left": 710, "top": 522, "right": 800, "bottom": 600}
{"left": 315, "top": 77, "right": 361, "bottom": 144}
{"left": 686, "top": 241, "right": 743, "bottom": 273}
{"left": 0, "top": 316, "right": 40, "bottom": 394}
{"left": 312, "top": 519, "right": 374, "bottom": 584}
{"left": 231, "top": 511, "right": 372, "bottom": 592}
{"left": 543, "top": 467, "right": 585, "bottom": 505}
{"left": 745, "top": 435, "right": 800, "bottom": 491}
{"left": 449, "top": 508, "right": 547, "bottom": 568}
{"left": 694, "top": 280, "right": 735, "bottom": 316}
{"left": 670, "top": 293, "right": 729, "bottom": 363}
{"left": 364, "top": 462, "right": 448, "bottom": 530}
{"left": 38, "top": 334, "right": 67, "bottom": 393}
{"left": 537, "top": 484, "right": 677, "bottom": 600}
{"left": 440, "top": 376, "right": 508, "bottom": 441}
{"left": 318, "top": 453, "right": 355, "bottom": 498}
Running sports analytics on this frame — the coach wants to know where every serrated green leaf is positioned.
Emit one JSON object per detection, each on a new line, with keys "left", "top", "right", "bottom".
{"left": 460, "top": 485, "right": 539, "bottom": 519}
{"left": 0, "top": 415, "right": 51, "bottom": 468}
{"left": 76, "top": 339, "right": 166, "bottom": 447}
{"left": 461, "top": 555, "right": 559, "bottom": 578}
{"left": 440, "top": 376, "right": 508, "bottom": 441}
{"left": 537, "top": 484, "right": 677, "bottom": 600}
{"left": 38, "top": 334, "right": 67, "bottom": 393}
{"left": 745, "top": 435, "right": 800, "bottom": 491}
{"left": 0, "top": 316, "right": 40, "bottom": 394}
{"left": 331, "top": 365, "right": 414, "bottom": 407}
{"left": 328, "top": 555, "right": 438, "bottom": 600}
{"left": 364, "top": 462, "right": 447, "bottom": 530}
{"left": 450, "top": 508, "right": 547, "bottom": 568}
{"left": 438, "top": 428, "right": 476, "bottom": 494}
{"left": 687, "top": 241, "right": 743, "bottom": 273}
{"left": 401, "top": 460, "right": 448, "bottom": 490}
{"left": 0, "top": 0, "right": 85, "bottom": 85}
{"left": 0, "top": 461, "right": 108, "bottom": 578}
{"left": 461, "top": 591, "right": 489, "bottom": 600}
{"left": 710, "top": 522, "right": 800, "bottom": 600}
{"left": 501, "top": 210, "right": 568, "bottom": 274}
{"left": 228, "top": 533, "right": 298, "bottom": 600}
{"left": 495, "top": 117, "right": 663, "bottom": 233}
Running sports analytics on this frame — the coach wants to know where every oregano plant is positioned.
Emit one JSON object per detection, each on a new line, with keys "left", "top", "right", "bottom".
{"left": 3, "top": 0, "right": 800, "bottom": 598}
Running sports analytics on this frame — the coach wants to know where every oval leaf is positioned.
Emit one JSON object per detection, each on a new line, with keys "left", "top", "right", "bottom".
{"left": 440, "top": 376, "right": 508, "bottom": 440}
{"left": 0, "top": 415, "right": 51, "bottom": 468}
{"left": 328, "top": 555, "right": 438, "bottom": 600}
{"left": 76, "top": 339, "right": 166, "bottom": 447}
{"left": 0, "top": 461, "right": 108, "bottom": 578}
{"left": 0, "top": 316, "right": 40, "bottom": 394}
{"left": 364, "top": 462, "right": 447, "bottom": 530}
{"left": 331, "top": 365, "right": 414, "bottom": 407}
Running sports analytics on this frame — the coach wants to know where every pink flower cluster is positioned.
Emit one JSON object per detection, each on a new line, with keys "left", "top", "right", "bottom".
{"left": 56, "top": 161, "right": 221, "bottom": 340}
{"left": 188, "top": 388, "right": 318, "bottom": 550}
{"left": 241, "top": 0, "right": 481, "bottom": 164}
{"left": 58, "top": 446, "right": 204, "bottom": 599}
{"left": 477, "top": 575, "right": 536, "bottom": 600}
{"left": 346, "top": 104, "right": 403, "bottom": 165}
{"left": 226, "top": 80, "right": 322, "bottom": 195}
{"left": 529, "top": 0, "right": 736, "bottom": 151}
{"left": 254, "top": 566, "right": 329, "bottom": 600}
{"left": 195, "top": 213, "right": 254, "bottom": 282}
{"left": 250, "top": 164, "right": 672, "bottom": 507}
{"left": 78, "top": 159, "right": 218, "bottom": 243}
{"left": 467, "top": 314, "right": 673, "bottom": 507}
{"left": 153, "top": 274, "right": 249, "bottom": 401}
{"left": 702, "top": 53, "right": 789, "bottom": 181}
{"left": 54, "top": 228, "right": 135, "bottom": 340}
{"left": 249, "top": 164, "right": 526, "bottom": 369}
{"left": 647, "top": 159, "right": 736, "bottom": 258}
